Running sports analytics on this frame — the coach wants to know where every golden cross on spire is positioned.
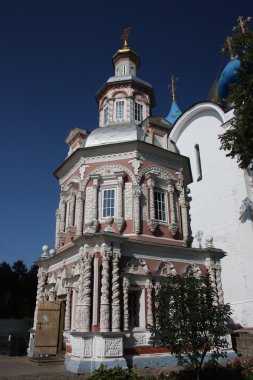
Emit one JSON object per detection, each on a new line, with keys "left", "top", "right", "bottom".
{"left": 121, "top": 27, "right": 132, "bottom": 49}
{"left": 170, "top": 76, "right": 178, "bottom": 101}
{"left": 233, "top": 16, "right": 252, "bottom": 34}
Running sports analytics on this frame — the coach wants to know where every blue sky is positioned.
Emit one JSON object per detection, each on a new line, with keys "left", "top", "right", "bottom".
{"left": 0, "top": 0, "right": 252, "bottom": 267}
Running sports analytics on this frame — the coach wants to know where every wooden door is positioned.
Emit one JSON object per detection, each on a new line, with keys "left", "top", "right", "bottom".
{"left": 34, "top": 300, "right": 61, "bottom": 355}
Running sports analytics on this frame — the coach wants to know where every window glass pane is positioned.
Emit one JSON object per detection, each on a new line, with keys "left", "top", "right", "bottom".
{"left": 134, "top": 102, "right": 143, "bottom": 122}
{"left": 103, "top": 189, "right": 115, "bottom": 217}
{"left": 116, "top": 101, "right": 124, "bottom": 119}
{"left": 154, "top": 190, "right": 166, "bottom": 221}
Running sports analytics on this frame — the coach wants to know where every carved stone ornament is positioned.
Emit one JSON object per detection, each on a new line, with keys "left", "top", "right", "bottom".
{"left": 79, "top": 164, "right": 89, "bottom": 181}
{"left": 124, "top": 257, "right": 149, "bottom": 275}
{"left": 156, "top": 261, "right": 177, "bottom": 276}
{"left": 104, "top": 337, "right": 123, "bottom": 357}
{"left": 90, "top": 163, "right": 137, "bottom": 185}
{"left": 128, "top": 158, "right": 143, "bottom": 175}
{"left": 186, "top": 264, "right": 201, "bottom": 278}
{"left": 169, "top": 222, "right": 178, "bottom": 236}
{"left": 104, "top": 216, "right": 115, "bottom": 232}
{"left": 137, "top": 165, "right": 176, "bottom": 185}
{"left": 147, "top": 219, "right": 158, "bottom": 232}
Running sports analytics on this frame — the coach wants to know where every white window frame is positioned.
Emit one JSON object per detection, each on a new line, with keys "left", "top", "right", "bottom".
{"left": 115, "top": 100, "right": 124, "bottom": 120}
{"left": 102, "top": 188, "right": 116, "bottom": 218}
{"left": 134, "top": 101, "right": 143, "bottom": 122}
{"left": 154, "top": 189, "right": 167, "bottom": 222}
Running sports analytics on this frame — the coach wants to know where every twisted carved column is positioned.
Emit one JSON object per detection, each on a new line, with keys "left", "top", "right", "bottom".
{"left": 154, "top": 281, "right": 161, "bottom": 329}
{"left": 111, "top": 251, "right": 121, "bottom": 332}
{"left": 146, "top": 279, "right": 153, "bottom": 327}
{"left": 64, "top": 287, "right": 71, "bottom": 331}
{"left": 33, "top": 267, "right": 47, "bottom": 329}
{"left": 133, "top": 185, "right": 141, "bottom": 234}
{"left": 100, "top": 245, "right": 110, "bottom": 332}
{"left": 75, "top": 191, "right": 85, "bottom": 237}
{"left": 123, "top": 277, "right": 130, "bottom": 331}
{"left": 206, "top": 258, "right": 224, "bottom": 305}
{"left": 75, "top": 246, "right": 92, "bottom": 332}
{"left": 168, "top": 181, "right": 178, "bottom": 236}
{"left": 55, "top": 209, "right": 61, "bottom": 249}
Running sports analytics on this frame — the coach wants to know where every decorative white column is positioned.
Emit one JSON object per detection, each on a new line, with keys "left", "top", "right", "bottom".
{"left": 111, "top": 250, "right": 121, "bottom": 332}
{"left": 55, "top": 209, "right": 61, "bottom": 249}
{"left": 75, "top": 245, "right": 92, "bottom": 332}
{"left": 133, "top": 185, "right": 141, "bottom": 234}
{"left": 115, "top": 173, "right": 124, "bottom": 231}
{"left": 68, "top": 190, "right": 76, "bottom": 229}
{"left": 206, "top": 258, "right": 224, "bottom": 305}
{"left": 64, "top": 287, "right": 71, "bottom": 331}
{"left": 123, "top": 277, "right": 130, "bottom": 331}
{"left": 33, "top": 267, "right": 47, "bottom": 329}
{"left": 145, "top": 279, "right": 153, "bottom": 327}
{"left": 91, "top": 175, "right": 100, "bottom": 231}
{"left": 59, "top": 195, "right": 67, "bottom": 233}
{"left": 75, "top": 191, "right": 85, "bottom": 237}
{"left": 179, "top": 191, "right": 189, "bottom": 243}
{"left": 147, "top": 176, "right": 157, "bottom": 232}
{"left": 154, "top": 281, "right": 161, "bottom": 329}
{"left": 215, "top": 261, "right": 224, "bottom": 304}
{"left": 92, "top": 247, "right": 100, "bottom": 328}
{"left": 100, "top": 244, "right": 110, "bottom": 332}
{"left": 168, "top": 181, "right": 178, "bottom": 236}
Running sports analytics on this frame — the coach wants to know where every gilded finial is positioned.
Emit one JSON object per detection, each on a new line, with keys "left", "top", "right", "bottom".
{"left": 170, "top": 76, "right": 178, "bottom": 101}
{"left": 222, "top": 36, "right": 234, "bottom": 60}
{"left": 121, "top": 27, "right": 131, "bottom": 50}
{"left": 233, "top": 16, "right": 252, "bottom": 34}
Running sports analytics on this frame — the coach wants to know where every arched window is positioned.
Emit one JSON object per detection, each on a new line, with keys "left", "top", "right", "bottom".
{"left": 194, "top": 144, "right": 202, "bottom": 181}
{"left": 122, "top": 64, "right": 127, "bottom": 75}
{"left": 104, "top": 105, "right": 108, "bottom": 126}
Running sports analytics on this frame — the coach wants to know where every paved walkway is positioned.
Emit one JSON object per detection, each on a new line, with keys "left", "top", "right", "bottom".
{"left": 0, "top": 356, "right": 82, "bottom": 380}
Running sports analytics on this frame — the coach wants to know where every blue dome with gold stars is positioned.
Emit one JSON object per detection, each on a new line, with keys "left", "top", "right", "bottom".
{"left": 218, "top": 58, "right": 240, "bottom": 101}
{"left": 165, "top": 100, "right": 182, "bottom": 124}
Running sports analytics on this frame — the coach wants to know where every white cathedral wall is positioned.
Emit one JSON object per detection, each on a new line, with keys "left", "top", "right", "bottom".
{"left": 171, "top": 104, "right": 253, "bottom": 327}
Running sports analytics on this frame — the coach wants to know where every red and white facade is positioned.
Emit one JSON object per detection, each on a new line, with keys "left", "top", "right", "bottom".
{"left": 29, "top": 42, "right": 225, "bottom": 373}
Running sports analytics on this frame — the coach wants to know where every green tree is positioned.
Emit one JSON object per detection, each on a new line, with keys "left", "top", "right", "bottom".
{"left": 152, "top": 274, "right": 231, "bottom": 380}
{"left": 219, "top": 27, "right": 253, "bottom": 169}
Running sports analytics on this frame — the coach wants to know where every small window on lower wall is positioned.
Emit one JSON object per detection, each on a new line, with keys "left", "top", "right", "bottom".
{"left": 102, "top": 188, "right": 116, "bottom": 218}
{"left": 194, "top": 144, "right": 203, "bottom": 181}
{"left": 154, "top": 190, "right": 167, "bottom": 221}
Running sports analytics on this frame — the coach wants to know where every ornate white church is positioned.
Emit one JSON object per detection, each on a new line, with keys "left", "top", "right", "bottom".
{"left": 28, "top": 30, "right": 252, "bottom": 373}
